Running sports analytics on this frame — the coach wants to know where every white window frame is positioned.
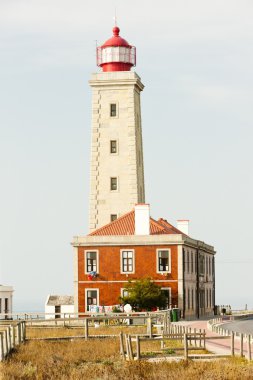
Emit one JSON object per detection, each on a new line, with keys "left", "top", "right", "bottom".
{"left": 85, "top": 288, "right": 99, "bottom": 312}
{"left": 156, "top": 249, "right": 171, "bottom": 274}
{"left": 84, "top": 250, "right": 99, "bottom": 274}
{"left": 120, "top": 249, "right": 135, "bottom": 274}
{"left": 161, "top": 287, "right": 171, "bottom": 309}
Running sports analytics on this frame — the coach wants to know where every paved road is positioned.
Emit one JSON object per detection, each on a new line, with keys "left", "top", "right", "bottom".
{"left": 221, "top": 318, "right": 253, "bottom": 335}
{"left": 177, "top": 319, "right": 251, "bottom": 356}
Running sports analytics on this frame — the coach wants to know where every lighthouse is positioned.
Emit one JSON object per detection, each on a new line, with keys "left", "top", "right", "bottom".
{"left": 88, "top": 26, "right": 145, "bottom": 232}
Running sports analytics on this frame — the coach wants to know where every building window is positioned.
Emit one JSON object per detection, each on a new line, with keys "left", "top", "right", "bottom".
{"left": 4, "top": 298, "right": 8, "bottom": 313}
{"left": 85, "top": 289, "right": 99, "bottom": 312}
{"left": 110, "top": 214, "right": 117, "bottom": 222}
{"left": 191, "top": 252, "right": 194, "bottom": 273}
{"left": 192, "top": 288, "right": 194, "bottom": 310}
{"left": 157, "top": 249, "right": 171, "bottom": 273}
{"left": 110, "top": 177, "right": 117, "bottom": 191}
{"left": 200, "top": 289, "right": 205, "bottom": 308}
{"left": 187, "top": 251, "right": 189, "bottom": 273}
{"left": 110, "top": 103, "right": 117, "bottom": 117}
{"left": 110, "top": 140, "right": 117, "bottom": 154}
{"left": 121, "top": 250, "right": 134, "bottom": 273}
{"left": 121, "top": 288, "right": 129, "bottom": 298}
{"left": 199, "top": 255, "right": 205, "bottom": 275}
{"left": 85, "top": 250, "right": 99, "bottom": 274}
{"left": 188, "top": 288, "right": 191, "bottom": 310}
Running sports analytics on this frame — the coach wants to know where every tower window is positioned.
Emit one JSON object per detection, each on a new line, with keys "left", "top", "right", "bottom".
{"left": 110, "top": 177, "right": 117, "bottom": 191}
{"left": 110, "top": 214, "right": 117, "bottom": 222}
{"left": 110, "top": 103, "right": 117, "bottom": 117}
{"left": 110, "top": 140, "right": 117, "bottom": 154}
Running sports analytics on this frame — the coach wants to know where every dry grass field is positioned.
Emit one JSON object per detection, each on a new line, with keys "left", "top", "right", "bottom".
{"left": 1, "top": 326, "right": 253, "bottom": 379}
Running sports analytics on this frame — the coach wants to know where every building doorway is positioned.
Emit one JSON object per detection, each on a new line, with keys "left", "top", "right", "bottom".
{"left": 55, "top": 305, "right": 61, "bottom": 318}
{"left": 161, "top": 288, "right": 171, "bottom": 310}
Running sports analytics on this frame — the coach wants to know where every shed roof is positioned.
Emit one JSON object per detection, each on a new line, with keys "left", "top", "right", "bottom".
{"left": 46, "top": 295, "right": 74, "bottom": 306}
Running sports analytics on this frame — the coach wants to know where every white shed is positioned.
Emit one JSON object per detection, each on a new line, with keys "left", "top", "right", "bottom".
{"left": 0, "top": 285, "right": 14, "bottom": 319}
{"left": 45, "top": 295, "right": 74, "bottom": 319}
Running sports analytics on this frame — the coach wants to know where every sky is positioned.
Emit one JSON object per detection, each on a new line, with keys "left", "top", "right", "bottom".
{"left": 0, "top": 0, "right": 253, "bottom": 311}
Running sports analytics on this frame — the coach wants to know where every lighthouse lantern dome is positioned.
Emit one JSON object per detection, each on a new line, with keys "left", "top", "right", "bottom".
{"left": 97, "top": 26, "right": 136, "bottom": 72}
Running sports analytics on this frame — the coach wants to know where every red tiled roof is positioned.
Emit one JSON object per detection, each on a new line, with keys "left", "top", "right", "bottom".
{"left": 89, "top": 210, "right": 186, "bottom": 236}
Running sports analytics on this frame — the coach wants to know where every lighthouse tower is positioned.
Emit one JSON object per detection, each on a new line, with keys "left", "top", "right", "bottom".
{"left": 88, "top": 26, "right": 145, "bottom": 232}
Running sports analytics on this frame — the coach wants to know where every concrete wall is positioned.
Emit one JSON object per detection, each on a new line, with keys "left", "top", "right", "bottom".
{"left": 0, "top": 286, "right": 14, "bottom": 319}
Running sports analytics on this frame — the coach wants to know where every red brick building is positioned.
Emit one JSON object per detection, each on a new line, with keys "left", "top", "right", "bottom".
{"left": 72, "top": 204, "right": 215, "bottom": 318}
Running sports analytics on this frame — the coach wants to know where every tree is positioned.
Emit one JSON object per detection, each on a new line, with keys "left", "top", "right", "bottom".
{"left": 119, "top": 277, "right": 167, "bottom": 311}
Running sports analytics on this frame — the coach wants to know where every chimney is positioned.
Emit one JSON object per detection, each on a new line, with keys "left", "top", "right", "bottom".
{"left": 177, "top": 220, "right": 189, "bottom": 235}
{"left": 134, "top": 204, "right": 150, "bottom": 235}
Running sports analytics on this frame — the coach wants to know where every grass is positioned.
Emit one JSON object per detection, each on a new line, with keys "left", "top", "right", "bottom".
{"left": 1, "top": 327, "right": 253, "bottom": 379}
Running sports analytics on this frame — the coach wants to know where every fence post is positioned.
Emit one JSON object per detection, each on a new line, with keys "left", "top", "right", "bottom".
{"left": 18, "top": 323, "right": 21, "bottom": 345}
{"left": 194, "top": 328, "right": 197, "bottom": 347}
{"left": 119, "top": 332, "right": 125, "bottom": 360}
{"left": 85, "top": 318, "right": 89, "bottom": 340}
{"left": 231, "top": 331, "right": 235, "bottom": 356}
{"left": 146, "top": 317, "right": 152, "bottom": 338}
{"left": 199, "top": 329, "right": 202, "bottom": 347}
{"left": 161, "top": 332, "right": 165, "bottom": 349}
{"left": 184, "top": 334, "right": 188, "bottom": 360}
{"left": 125, "top": 334, "right": 130, "bottom": 359}
{"left": 136, "top": 335, "right": 141, "bottom": 360}
{"left": 7, "top": 327, "right": 11, "bottom": 350}
{"left": 20, "top": 322, "right": 23, "bottom": 343}
{"left": 203, "top": 331, "right": 206, "bottom": 350}
{"left": 248, "top": 335, "right": 252, "bottom": 361}
{"left": 128, "top": 335, "right": 134, "bottom": 360}
{"left": 24, "top": 322, "right": 26, "bottom": 341}
{"left": 189, "top": 327, "right": 192, "bottom": 346}
{"left": 240, "top": 333, "right": 244, "bottom": 357}
{"left": 11, "top": 325, "right": 15, "bottom": 347}
{"left": 0, "top": 332, "right": 5, "bottom": 361}
{"left": 4, "top": 330, "right": 9, "bottom": 355}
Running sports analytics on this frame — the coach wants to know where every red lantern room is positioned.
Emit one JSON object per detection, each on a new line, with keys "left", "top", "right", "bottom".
{"left": 96, "top": 26, "right": 136, "bottom": 72}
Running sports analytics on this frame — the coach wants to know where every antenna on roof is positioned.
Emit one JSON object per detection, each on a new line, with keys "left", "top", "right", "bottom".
{"left": 113, "top": 7, "right": 117, "bottom": 26}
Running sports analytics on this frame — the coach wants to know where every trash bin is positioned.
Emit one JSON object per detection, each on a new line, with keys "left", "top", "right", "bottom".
{"left": 172, "top": 308, "right": 178, "bottom": 322}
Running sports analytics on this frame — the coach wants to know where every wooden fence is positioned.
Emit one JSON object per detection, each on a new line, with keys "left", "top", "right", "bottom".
{"left": 120, "top": 331, "right": 208, "bottom": 361}
{"left": 120, "top": 323, "right": 253, "bottom": 361}
{"left": 208, "top": 318, "right": 253, "bottom": 360}
{"left": 0, "top": 321, "right": 26, "bottom": 361}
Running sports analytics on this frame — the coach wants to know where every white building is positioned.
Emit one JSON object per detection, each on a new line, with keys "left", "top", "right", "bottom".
{"left": 0, "top": 285, "right": 14, "bottom": 319}
{"left": 45, "top": 295, "right": 74, "bottom": 319}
